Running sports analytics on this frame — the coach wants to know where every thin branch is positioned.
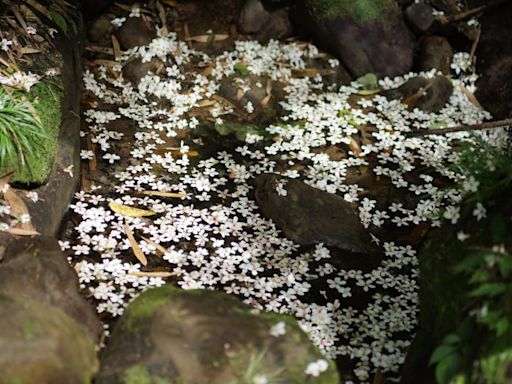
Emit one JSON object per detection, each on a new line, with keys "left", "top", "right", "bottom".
{"left": 405, "top": 118, "right": 512, "bottom": 138}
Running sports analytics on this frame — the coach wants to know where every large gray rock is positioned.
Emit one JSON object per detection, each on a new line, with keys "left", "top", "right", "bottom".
{"left": 290, "top": 0, "right": 415, "bottom": 78}
{"left": 255, "top": 174, "right": 378, "bottom": 254}
{"left": 96, "top": 286, "right": 339, "bottom": 384}
{"left": 0, "top": 294, "right": 99, "bottom": 384}
{"left": 0, "top": 237, "right": 102, "bottom": 338}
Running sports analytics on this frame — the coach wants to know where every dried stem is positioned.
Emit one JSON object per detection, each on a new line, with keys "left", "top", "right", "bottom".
{"left": 406, "top": 118, "right": 512, "bottom": 138}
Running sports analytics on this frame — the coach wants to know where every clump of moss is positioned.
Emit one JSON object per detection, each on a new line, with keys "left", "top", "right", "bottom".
{"left": 304, "top": 0, "right": 394, "bottom": 24}
{"left": 0, "top": 79, "right": 62, "bottom": 184}
{"left": 121, "top": 285, "right": 176, "bottom": 332}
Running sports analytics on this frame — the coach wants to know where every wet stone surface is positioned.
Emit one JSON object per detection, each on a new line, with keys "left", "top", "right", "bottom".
{"left": 97, "top": 286, "right": 339, "bottom": 384}
{"left": 255, "top": 173, "right": 378, "bottom": 255}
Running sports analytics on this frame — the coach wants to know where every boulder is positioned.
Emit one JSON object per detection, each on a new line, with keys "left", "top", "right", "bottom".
{"left": 0, "top": 294, "right": 98, "bottom": 384}
{"left": 0, "top": 237, "right": 102, "bottom": 338}
{"left": 255, "top": 174, "right": 378, "bottom": 255}
{"left": 122, "top": 57, "right": 164, "bottom": 86}
{"left": 96, "top": 286, "right": 339, "bottom": 384}
{"left": 476, "top": 1, "right": 512, "bottom": 119}
{"left": 418, "top": 36, "right": 453, "bottom": 74}
{"left": 87, "top": 11, "right": 116, "bottom": 43}
{"left": 290, "top": 0, "right": 415, "bottom": 78}
{"left": 383, "top": 75, "right": 453, "bottom": 113}
{"left": 237, "top": 0, "right": 293, "bottom": 42}
{"left": 114, "top": 16, "right": 156, "bottom": 50}
{"left": 405, "top": 2, "right": 435, "bottom": 34}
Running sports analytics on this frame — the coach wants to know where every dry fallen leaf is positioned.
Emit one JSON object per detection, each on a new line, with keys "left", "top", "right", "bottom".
{"left": 141, "top": 191, "right": 187, "bottom": 198}
{"left": 186, "top": 34, "right": 229, "bottom": 43}
{"left": 4, "top": 188, "right": 35, "bottom": 231}
{"left": 109, "top": 201, "right": 156, "bottom": 217}
{"left": 348, "top": 136, "right": 363, "bottom": 157}
{"left": 129, "top": 271, "right": 173, "bottom": 278}
{"left": 111, "top": 35, "right": 122, "bottom": 60}
{"left": 160, "top": 0, "right": 176, "bottom": 6}
{"left": 140, "top": 235, "right": 168, "bottom": 255}
{"left": 4, "top": 227, "right": 40, "bottom": 236}
{"left": 124, "top": 221, "right": 148, "bottom": 266}
{"left": 171, "top": 150, "right": 199, "bottom": 157}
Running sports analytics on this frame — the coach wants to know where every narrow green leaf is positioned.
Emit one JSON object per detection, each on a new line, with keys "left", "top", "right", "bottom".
{"left": 469, "top": 283, "right": 507, "bottom": 298}
{"left": 435, "top": 353, "right": 461, "bottom": 384}
{"left": 429, "top": 345, "right": 455, "bottom": 366}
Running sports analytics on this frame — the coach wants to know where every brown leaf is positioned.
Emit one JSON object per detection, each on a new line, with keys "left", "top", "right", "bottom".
{"left": 20, "top": 47, "right": 42, "bottom": 55}
{"left": 348, "top": 136, "right": 363, "bottom": 157}
{"left": 4, "top": 227, "right": 40, "bottom": 236}
{"left": 141, "top": 191, "right": 187, "bottom": 198}
{"left": 124, "top": 221, "right": 148, "bottom": 266}
{"left": 4, "top": 188, "right": 35, "bottom": 231}
{"left": 160, "top": 0, "right": 176, "bottom": 6}
{"left": 111, "top": 35, "right": 122, "bottom": 60}
{"left": 185, "top": 34, "right": 229, "bottom": 43}
{"left": 109, "top": 201, "right": 156, "bottom": 217}
{"left": 140, "top": 235, "right": 168, "bottom": 255}
{"left": 129, "top": 271, "right": 173, "bottom": 278}
{"left": 156, "top": 1, "right": 169, "bottom": 36}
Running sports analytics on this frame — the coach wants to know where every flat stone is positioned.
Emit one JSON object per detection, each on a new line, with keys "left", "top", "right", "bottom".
{"left": 0, "top": 294, "right": 98, "bottom": 384}
{"left": 96, "top": 286, "right": 339, "bottom": 384}
{"left": 255, "top": 174, "right": 378, "bottom": 254}
{"left": 0, "top": 237, "right": 102, "bottom": 338}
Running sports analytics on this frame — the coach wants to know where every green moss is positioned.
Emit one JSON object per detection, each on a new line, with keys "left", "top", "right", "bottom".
{"left": 121, "top": 364, "right": 173, "bottom": 384}
{"left": 6, "top": 379, "right": 22, "bottom": 384}
{"left": 2, "top": 79, "right": 63, "bottom": 184}
{"left": 479, "top": 349, "right": 512, "bottom": 383}
{"left": 121, "top": 285, "right": 177, "bottom": 332}
{"left": 304, "top": 0, "right": 395, "bottom": 24}
{"left": 121, "top": 365, "right": 152, "bottom": 384}
{"left": 21, "top": 320, "right": 41, "bottom": 341}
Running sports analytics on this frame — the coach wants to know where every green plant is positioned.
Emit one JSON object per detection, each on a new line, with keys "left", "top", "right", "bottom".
{"left": 0, "top": 86, "right": 48, "bottom": 175}
{"left": 427, "top": 137, "right": 512, "bottom": 383}
{"left": 0, "top": 80, "right": 62, "bottom": 184}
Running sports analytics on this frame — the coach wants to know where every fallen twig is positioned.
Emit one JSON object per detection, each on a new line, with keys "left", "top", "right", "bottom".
{"left": 405, "top": 118, "right": 512, "bottom": 138}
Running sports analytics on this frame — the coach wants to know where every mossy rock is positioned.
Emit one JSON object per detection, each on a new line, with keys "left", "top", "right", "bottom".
{"left": 0, "top": 294, "right": 98, "bottom": 384}
{"left": 0, "top": 79, "right": 63, "bottom": 184}
{"left": 291, "top": 0, "right": 414, "bottom": 78}
{"left": 97, "top": 286, "right": 339, "bottom": 384}
{"left": 304, "top": 0, "right": 395, "bottom": 25}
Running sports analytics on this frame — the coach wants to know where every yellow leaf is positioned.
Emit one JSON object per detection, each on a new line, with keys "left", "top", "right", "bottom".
{"left": 185, "top": 34, "right": 229, "bottom": 43}
{"left": 141, "top": 191, "right": 186, "bottom": 198}
{"left": 357, "top": 89, "right": 381, "bottom": 96}
{"left": 109, "top": 201, "right": 156, "bottom": 217}
{"left": 140, "top": 235, "right": 168, "bottom": 255}
{"left": 124, "top": 222, "right": 148, "bottom": 266}
{"left": 160, "top": 0, "right": 176, "bottom": 6}
{"left": 129, "top": 271, "right": 173, "bottom": 278}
